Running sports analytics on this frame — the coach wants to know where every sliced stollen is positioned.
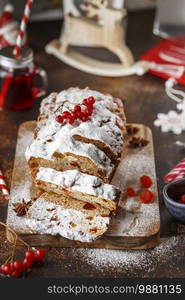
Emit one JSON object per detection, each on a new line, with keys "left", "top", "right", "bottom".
{"left": 35, "top": 191, "right": 111, "bottom": 217}
{"left": 35, "top": 168, "right": 121, "bottom": 212}
{"left": 26, "top": 87, "right": 126, "bottom": 183}
{"left": 35, "top": 88, "right": 126, "bottom": 139}
{"left": 71, "top": 122, "right": 123, "bottom": 162}
{"left": 26, "top": 135, "right": 115, "bottom": 182}
{"left": 26, "top": 193, "right": 111, "bottom": 242}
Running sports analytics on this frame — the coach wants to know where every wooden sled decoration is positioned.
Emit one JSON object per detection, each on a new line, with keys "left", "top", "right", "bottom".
{"left": 45, "top": 0, "right": 148, "bottom": 77}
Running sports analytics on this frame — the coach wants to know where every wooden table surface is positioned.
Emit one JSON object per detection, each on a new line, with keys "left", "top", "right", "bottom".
{"left": 0, "top": 9, "right": 185, "bottom": 278}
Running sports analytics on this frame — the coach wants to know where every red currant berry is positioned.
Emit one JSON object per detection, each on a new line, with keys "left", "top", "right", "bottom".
{"left": 74, "top": 105, "right": 81, "bottom": 113}
{"left": 76, "top": 112, "right": 81, "bottom": 119}
{"left": 23, "top": 257, "right": 32, "bottom": 269}
{"left": 178, "top": 194, "right": 185, "bottom": 204}
{"left": 140, "top": 189, "right": 154, "bottom": 204}
{"left": 10, "top": 262, "right": 14, "bottom": 270}
{"left": 87, "top": 107, "right": 93, "bottom": 115}
{"left": 88, "top": 96, "right": 95, "bottom": 105}
{"left": 82, "top": 98, "right": 88, "bottom": 106}
{"left": 0, "top": 263, "right": 6, "bottom": 274}
{"left": 83, "top": 109, "right": 91, "bottom": 117}
{"left": 88, "top": 101, "right": 93, "bottom": 107}
{"left": 126, "top": 187, "right": 136, "bottom": 197}
{"left": 81, "top": 115, "right": 89, "bottom": 122}
{"left": 71, "top": 112, "right": 78, "bottom": 120}
{"left": 13, "top": 261, "right": 23, "bottom": 271}
{"left": 25, "top": 249, "right": 36, "bottom": 262}
{"left": 55, "top": 115, "right": 63, "bottom": 124}
{"left": 140, "top": 175, "right": 153, "bottom": 188}
{"left": 62, "top": 111, "right": 71, "bottom": 119}
{"left": 35, "top": 249, "right": 46, "bottom": 262}
{"left": 66, "top": 116, "right": 75, "bottom": 124}
{"left": 11, "top": 270, "right": 21, "bottom": 278}
{"left": 1, "top": 263, "right": 13, "bottom": 275}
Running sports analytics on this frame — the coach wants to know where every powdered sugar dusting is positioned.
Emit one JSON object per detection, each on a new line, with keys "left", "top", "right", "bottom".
{"left": 25, "top": 197, "right": 110, "bottom": 243}
{"left": 71, "top": 236, "right": 183, "bottom": 274}
{"left": 26, "top": 87, "right": 126, "bottom": 179}
{"left": 7, "top": 122, "right": 110, "bottom": 242}
{"left": 109, "top": 139, "right": 160, "bottom": 236}
{"left": 36, "top": 167, "right": 120, "bottom": 204}
{"left": 7, "top": 122, "right": 160, "bottom": 246}
{"left": 9, "top": 123, "right": 35, "bottom": 203}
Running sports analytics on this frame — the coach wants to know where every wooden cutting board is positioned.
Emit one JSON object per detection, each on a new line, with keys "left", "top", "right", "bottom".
{"left": 6, "top": 121, "right": 160, "bottom": 250}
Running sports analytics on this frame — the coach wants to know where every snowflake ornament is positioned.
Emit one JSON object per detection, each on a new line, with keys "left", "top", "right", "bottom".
{"left": 177, "top": 101, "right": 185, "bottom": 111}
{"left": 154, "top": 110, "right": 185, "bottom": 135}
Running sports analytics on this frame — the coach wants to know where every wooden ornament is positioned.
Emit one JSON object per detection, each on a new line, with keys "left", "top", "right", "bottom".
{"left": 45, "top": 0, "right": 148, "bottom": 77}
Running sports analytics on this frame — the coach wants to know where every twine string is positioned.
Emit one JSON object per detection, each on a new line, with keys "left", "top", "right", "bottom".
{"left": 0, "top": 221, "right": 30, "bottom": 249}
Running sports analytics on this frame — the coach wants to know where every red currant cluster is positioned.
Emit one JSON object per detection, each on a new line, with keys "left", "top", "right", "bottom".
{"left": 126, "top": 175, "right": 154, "bottom": 204}
{"left": 56, "top": 96, "right": 96, "bottom": 125}
{"left": 0, "top": 248, "right": 46, "bottom": 278}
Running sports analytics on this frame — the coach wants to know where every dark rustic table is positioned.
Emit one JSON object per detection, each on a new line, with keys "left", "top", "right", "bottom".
{"left": 0, "top": 9, "right": 185, "bottom": 278}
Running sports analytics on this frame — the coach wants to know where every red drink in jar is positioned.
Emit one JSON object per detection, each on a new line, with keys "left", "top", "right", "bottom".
{"left": 0, "top": 46, "right": 47, "bottom": 110}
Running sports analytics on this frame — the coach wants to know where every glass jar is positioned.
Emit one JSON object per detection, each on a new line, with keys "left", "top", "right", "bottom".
{"left": 0, "top": 46, "right": 47, "bottom": 110}
{"left": 153, "top": 0, "right": 185, "bottom": 38}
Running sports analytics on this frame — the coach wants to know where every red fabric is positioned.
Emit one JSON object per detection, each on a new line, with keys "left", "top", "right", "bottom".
{"left": 0, "top": 9, "right": 14, "bottom": 50}
{"left": 141, "top": 36, "right": 185, "bottom": 85}
{"left": 163, "top": 158, "right": 185, "bottom": 183}
{"left": 0, "top": 35, "right": 10, "bottom": 48}
{"left": 0, "top": 11, "right": 13, "bottom": 27}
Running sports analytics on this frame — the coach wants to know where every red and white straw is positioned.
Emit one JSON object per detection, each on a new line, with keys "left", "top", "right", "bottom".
{"left": 0, "top": 169, "right": 9, "bottom": 199}
{"left": 13, "top": 0, "right": 34, "bottom": 58}
{"left": 164, "top": 158, "right": 185, "bottom": 183}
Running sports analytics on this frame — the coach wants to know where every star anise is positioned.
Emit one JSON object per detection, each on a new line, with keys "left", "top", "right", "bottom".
{"left": 126, "top": 124, "right": 140, "bottom": 135}
{"left": 128, "top": 137, "right": 149, "bottom": 148}
{"left": 13, "top": 199, "right": 32, "bottom": 217}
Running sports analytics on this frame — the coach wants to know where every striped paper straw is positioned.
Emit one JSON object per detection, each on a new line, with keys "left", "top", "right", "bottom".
{"left": 0, "top": 169, "right": 9, "bottom": 199}
{"left": 164, "top": 158, "right": 185, "bottom": 183}
{"left": 13, "top": 0, "right": 34, "bottom": 58}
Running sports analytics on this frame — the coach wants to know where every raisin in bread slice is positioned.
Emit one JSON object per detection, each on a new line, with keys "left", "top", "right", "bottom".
{"left": 26, "top": 193, "right": 110, "bottom": 242}
{"left": 35, "top": 168, "right": 121, "bottom": 212}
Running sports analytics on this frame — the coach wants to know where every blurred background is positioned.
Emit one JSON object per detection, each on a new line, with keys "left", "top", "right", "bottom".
{"left": 0, "top": 0, "right": 157, "bottom": 21}
{"left": 2, "top": 0, "right": 185, "bottom": 39}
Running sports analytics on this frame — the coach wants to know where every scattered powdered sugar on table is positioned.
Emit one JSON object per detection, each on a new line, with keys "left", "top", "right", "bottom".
{"left": 71, "top": 236, "right": 183, "bottom": 274}
{"left": 112, "top": 151, "right": 155, "bottom": 192}
{"left": 110, "top": 148, "right": 160, "bottom": 236}
{"left": 6, "top": 124, "right": 35, "bottom": 209}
